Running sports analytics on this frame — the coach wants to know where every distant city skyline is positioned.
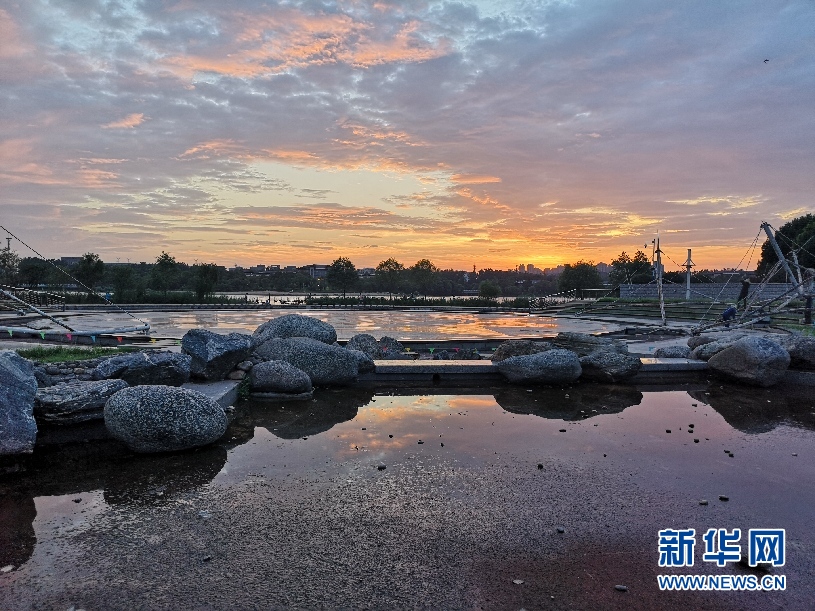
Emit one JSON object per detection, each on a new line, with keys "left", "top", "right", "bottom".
{"left": 2, "top": 1, "right": 813, "bottom": 271}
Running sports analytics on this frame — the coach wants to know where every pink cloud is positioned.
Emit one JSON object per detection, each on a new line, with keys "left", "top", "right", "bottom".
{"left": 102, "top": 113, "right": 146, "bottom": 129}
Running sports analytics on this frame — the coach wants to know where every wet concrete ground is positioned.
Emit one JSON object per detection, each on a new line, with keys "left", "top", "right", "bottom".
{"left": 2, "top": 383, "right": 814, "bottom": 610}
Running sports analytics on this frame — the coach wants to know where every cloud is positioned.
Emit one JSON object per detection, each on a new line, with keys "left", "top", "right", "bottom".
{"left": 102, "top": 113, "right": 146, "bottom": 129}
{"left": 0, "top": 0, "right": 813, "bottom": 269}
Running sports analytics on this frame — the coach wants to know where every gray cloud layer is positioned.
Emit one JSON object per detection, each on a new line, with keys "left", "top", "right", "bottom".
{"left": 1, "top": 0, "right": 812, "bottom": 268}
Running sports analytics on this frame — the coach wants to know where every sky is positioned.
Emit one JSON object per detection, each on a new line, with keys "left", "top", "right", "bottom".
{"left": 1, "top": 0, "right": 813, "bottom": 272}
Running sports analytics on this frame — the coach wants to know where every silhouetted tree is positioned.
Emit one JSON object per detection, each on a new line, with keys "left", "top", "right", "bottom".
{"left": 151, "top": 251, "right": 176, "bottom": 297}
{"left": 375, "top": 258, "right": 404, "bottom": 298}
{"left": 609, "top": 251, "right": 651, "bottom": 285}
{"left": 558, "top": 260, "right": 602, "bottom": 293}
{"left": 756, "top": 214, "right": 815, "bottom": 279}
{"left": 195, "top": 263, "right": 220, "bottom": 301}
{"left": 73, "top": 253, "right": 105, "bottom": 294}
{"left": 411, "top": 259, "right": 438, "bottom": 297}
{"left": 327, "top": 257, "right": 358, "bottom": 297}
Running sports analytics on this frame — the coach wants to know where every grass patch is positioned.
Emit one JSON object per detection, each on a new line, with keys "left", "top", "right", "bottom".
{"left": 16, "top": 345, "right": 137, "bottom": 363}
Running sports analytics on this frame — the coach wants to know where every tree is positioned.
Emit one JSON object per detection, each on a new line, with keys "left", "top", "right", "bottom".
{"left": 558, "top": 260, "right": 602, "bottom": 293}
{"left": 194, "top": 263, "right": 220, "bottom": 302}
{"left": 327, "top": 257, "right": 358, "bottom": 297}
{"left": 375, "top": 258, "right": 404, "bottom": 298}
{"left": 73, "top": 253, "right": 105, "bottom": 294}
{"left": 151, "top": 251, "right": 177, "bottom": 297}
{"left": 18, "top": 257, "right": 49, "bottom": 288}
{"left": 0, "top": 247, "right": 20, "bottom": 285}
{"left": 609, "top": 250, "right": 652, "bottom": 286}
{"left": 112, "top": 266, "right": 134, "bottom": 303}
{"left": 411, "top": 259, "right": 438, "bottom": 297}
{"left": 478, "top": 280, "right": 502, "bottom": 299}
{"left": 756, "top": 214, "right": 815, "bottom": 279}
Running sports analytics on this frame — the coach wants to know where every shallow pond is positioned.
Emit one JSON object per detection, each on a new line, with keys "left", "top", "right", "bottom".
{"left": 2, "top": 383, "right": 814, "bottom": 609}
{"left": 48, "top": 309, "right": 624, "bottom": 340}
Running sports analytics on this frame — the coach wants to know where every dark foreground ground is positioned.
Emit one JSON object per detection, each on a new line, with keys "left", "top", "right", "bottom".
{"left": 2, "top": 382, "right": 814, "bottom": 610}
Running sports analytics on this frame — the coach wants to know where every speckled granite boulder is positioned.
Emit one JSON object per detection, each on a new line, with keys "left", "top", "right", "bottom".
{"left": 0, "top": 351, "right": 38, "bottom": 455}
{"left": 249, "top": 361, "right": 312, "bottom": 394}
{"left": 653, "top": 345, "right": 692, "bottom": 359}
{"left": 181, "top": 329, "right": 253, "bottom": 380}
{"left": 579, "top": 351, "right": 642, "bottom": 383}
{"left": 346, "top": 334, "right": 380, "bottom": 357}
{"left": 255, "top": 337, "right": 359, "bottom": 386}
{"left": 687, "top": 332, "right": 747, "bottom": 350}
{"left": 104, "top": 385, "right": 228, "bottom": 453}
{"left": 378, "top": 336, "right": 408, "bottom": 358}
{"left": 552, "top": 332, "right": 627, "bottom": 356}
{"left": 35, "top": 379, "right": 129, "bottom": 424}
{"left": 707, "top": 336, "right": 790, "bottom": 387}
{"left": 691, "top": 339, "right": 739, "bottom": 361}
{"left": 491, "top": 340, "right": 553, "bottom": 362}
{"left": 777, "top": 335, "right": 815, "bottom": 370}
{"left": 252, "top": 314, "right": 337, "bottom": 346}
{"left": 347, "top": 349, "right": 376, "bottom": 374}
{"left": 93, "top": 352, "right": 191, "bottom": 386}
{"left": 496, "top": 349, "right": 582, "bottom": 385}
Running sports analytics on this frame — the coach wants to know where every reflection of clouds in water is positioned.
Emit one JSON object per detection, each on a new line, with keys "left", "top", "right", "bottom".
{"left": 45, "top": 310, "right": 621, "bottom": 339}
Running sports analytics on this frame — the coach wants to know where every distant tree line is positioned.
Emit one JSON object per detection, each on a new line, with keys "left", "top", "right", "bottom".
{"left": 3, "top": 214, "right": 808, "bottom": 304}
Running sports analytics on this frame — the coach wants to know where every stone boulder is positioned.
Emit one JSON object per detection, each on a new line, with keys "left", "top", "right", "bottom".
{"left": 0, "top": 351, "right": 38, "bottom": 455}
{"left": 690, "top": 339, "right": 740, "bottom": 361}
{"left": 347, "top": 349, "right": 376, "bottom": 374}
{"left": 181, "top": 329, "right": 253, "bottom": 380}
{"left": 653, "top": 345, "right": 692, "bottom": 359}
{"left": 707, "top": 336, "right": 791, "bottom": 387}
{"left": 687, "top": 332, "right": 746, "bottom": 350}
{"left": 94, "top": 352, "right": 191, "bottom": 386}
{"left": 255, "top": 337, "right": 359, "bottom": 386}
{"left": 249, "top": 360, "right": 312, "bottom": 394}
{"left": 379, "top": 336, "right": 408, "bottom": 358}
{"left": 491, "top": 340, "right": 553, "bottom": 362}
{"left": 496, "top": 349, "right": 582, "bottom": 385}
{"left": 104, "top": 385, "right": 228, "bottom": 453}
{"left": 34, "top": 379, "right": 129, "bottom": 424}
{"left": 579, "top": 351, "right": 642, "bottom": 383}
{"left": 252, "top": 314, "right": 337, "bottom": 346}
{"left": 552, "top": 332, "right": 627, "bottom": 356}
{"left": 346, "top": 334, "right": 380, "bottom": 357}
{"left": 777, "top": 335, "right": 815, "bottom": 370}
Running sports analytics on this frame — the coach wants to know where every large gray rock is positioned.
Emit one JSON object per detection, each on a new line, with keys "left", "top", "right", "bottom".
{"left": 35, "top": 379, "right": 129, "bottom": 424}
{"left": 579, "top": 351, "right": 642, "bottom": 383}
{"left": 690, "top": 339, "right": 739, "bottom": 361}
{"left": 182, "top": 329, "right": 253, "bottom": 380}
{"left": 255, "top": 337, "right": 359, "bottom": 386}
{"left": 94, "top": 352, "right": 191, "bottom": 386}
{"left": 346, "top": 333, "right": 380, "bottom": 357}
{"left": 496, "top": 349, "right": 582, "bottom": 385}
{"left": 653, "top": 345, "right": 692, "bottom": 359}
{"left": 777, "top": 335, "right": 815, "bottom": 370}
{"left": 347, "top": 349, "right": 376, "bottom": 374}
{"left": 0, "top": 351, "right": 38, "bottom": 455}
{"left": 687, "top": 332, "right": 746, "bottom": 350}
{"left": 104, "top": 385, "right": 228, "bottom": 453}
{"left": 707, "top": 336, "right": 791, "bottom": 387}
{"left": 249, "top": 361, "right": 312, "bottom": 394}
{"left": 378, "top": 336, "right": 408, "bottom": 358}
{"left": 552, "top": 332, "right": 627, "bottom": 356}
{"left": 252, "top": 314, "right": 337, "bottom": 346}
{"left": 491, "top": 340, "right": 553, "bottom": 362}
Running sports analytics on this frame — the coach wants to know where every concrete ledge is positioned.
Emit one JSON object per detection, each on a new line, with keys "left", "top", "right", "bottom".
{"left": 639, "top": 358, "right": 708, "bottom": 372}
{"left": 250, "top": 390, "right": 313, "bottom": 401}
{"left": 182, "top": 380, "right": 240, "bottom": 409}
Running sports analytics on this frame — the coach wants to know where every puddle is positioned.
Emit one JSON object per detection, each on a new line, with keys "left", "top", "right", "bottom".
{"left": 2, "top": 383, "right": 814, "bottom": 609}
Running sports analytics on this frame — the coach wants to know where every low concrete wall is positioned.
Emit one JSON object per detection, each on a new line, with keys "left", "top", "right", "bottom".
{"left": 620, "top": 283, "right": 796, "bottom": 301}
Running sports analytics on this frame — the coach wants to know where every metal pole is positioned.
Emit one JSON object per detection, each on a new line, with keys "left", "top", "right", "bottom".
{"left": 761, "top": 222, "right": 804, "bottom": 296}
{"left": 683, "top": 248, "right": 694, "bottom": 300}
{"left": 655, "top": 237, "right": 666, "bottom": 326}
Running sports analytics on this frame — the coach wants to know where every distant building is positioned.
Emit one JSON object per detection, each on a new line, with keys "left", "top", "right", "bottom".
{"left": 518, "top": 264, "right": 526, "bottom": 273}
{"left": 358, "top": 268, "right": 376, "bottom": 277}
{"left": 60, "top": 256, "right": 83, "bottom": 266}
{"left": 301, "top": 264, "right": 328, "bottom": 279}
{"left": 266, "top": 265, "right": 280, "bottom": 271}
{"left": 283, "top": 265, "right": 298, "bottom": 273}
{"left": 248, "top": 264, "right": 266, "bottom": 274}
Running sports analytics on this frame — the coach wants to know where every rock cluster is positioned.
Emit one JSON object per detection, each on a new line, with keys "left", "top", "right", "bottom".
{"left": 346, "top": 333, "right": 410, "bottom": 359}
{"left": 35, "top": 379, "right": 128, "bottom": 424}
{"left": 181, "top": 328, "right": 253, "bottom": 380}
{"left": 93, "top": 351, "right": 191, "bottom": 386}
{"left": 492, "top": 334, "right": 640, "bottom": 385}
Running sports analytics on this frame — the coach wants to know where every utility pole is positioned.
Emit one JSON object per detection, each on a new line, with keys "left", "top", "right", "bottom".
{"left": 654, "top": 235, "right": 666, "bottom": 326}
{"left": 683, "top": 249, "right": 694, "bottom": 300}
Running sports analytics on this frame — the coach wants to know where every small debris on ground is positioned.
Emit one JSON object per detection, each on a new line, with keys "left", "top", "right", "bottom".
{"left": 513, "top": 579, "right": 524, "bottom": 585}
{"left": 719, "top": 495, "right": 729, "bottom": 502}
{"left": 614, "top": 585, "right": 628, "bottom": 592}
